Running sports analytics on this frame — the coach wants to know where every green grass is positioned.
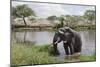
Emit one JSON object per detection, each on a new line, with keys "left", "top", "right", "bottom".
{"left": 11, "top": 42, "right": 96, "bottom": 66}
{"left": 11, "top": 42, "right": 58, "bottom": 66}
{"left": 80, "top": 54, "right": 96, "bottom": 61}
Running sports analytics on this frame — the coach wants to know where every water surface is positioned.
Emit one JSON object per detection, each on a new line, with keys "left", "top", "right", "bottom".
{"left": 12, "top": 30, "right": 95, "bottom": 56}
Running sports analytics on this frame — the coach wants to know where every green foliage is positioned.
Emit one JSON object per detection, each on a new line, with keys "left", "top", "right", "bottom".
{"left": 12, "top": 4, "right": 36, "bottom": 26}
{"left": 53, "top": 23, "right": 63, "bottom": 29}
{"left": 29, "top": 17, "right": 35, "bottom": 21}
{"left": 12, "top": 7, "right": 18, "bottom": 18}
{"left": 65, "top": 15, "right": 71, "bottom": 26}
{"left": 11, "top": 42, "right": 58, "bottom": 65}
{"left": 80, "top": 54, "right": 96, "bottom": 61}
{"left": 47, "top": 15, "right": 58, "bottom": 21}
{"left": 53, "top": 15, "right": 79, "bottom": 29}
{"left": 59, "top": 16, "right": 64, "bottom": 27}
{"left": 28, "top": 16, "right": 36, "bottom": 23}
{"left": 12, "top": 4, "right": 35, "bottom": 18}
{"left": 84, "top": 10, "right": 95, "bottom": 23}
{"left": 67, "top": 15, "right": 78, "bottom": 27}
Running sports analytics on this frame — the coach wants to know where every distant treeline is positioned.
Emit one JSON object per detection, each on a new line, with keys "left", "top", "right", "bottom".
{"left": 12, "top": 4, "right": 96, "bottom": 30}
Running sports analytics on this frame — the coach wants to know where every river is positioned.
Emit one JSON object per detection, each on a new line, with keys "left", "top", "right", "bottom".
{"left": 12, "top": 30, "right": 96, "bottom": 56}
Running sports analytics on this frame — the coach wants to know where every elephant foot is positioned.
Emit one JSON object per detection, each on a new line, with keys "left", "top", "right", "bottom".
{"left": 55, "top": 51, "right": 60, "bottom": 55}
{"left": 70, "top": 52, "right": 74, "bottom": 55}
{"left": 74, "top": 52, "right": 81, "bottom": 56}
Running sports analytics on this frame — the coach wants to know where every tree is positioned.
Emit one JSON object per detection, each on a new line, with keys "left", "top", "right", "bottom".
{"left": 12, "top": 4, "right": 36, "bottom": 26}
{"left": 47, "top": 15, "right": 57, "bottom": 21}
{"left": 84, "top": 10, "right": 95, "bottom": 24}
{"left": 59, "top": 15, "right": 65, "bottom": 27}
{"left": 28, "top": 16, "right": 36, "bottom": 23}
{"left": 65, "top": 15, "right": 72, "bottom": 26}
{"left": 64, "top": 15, "right": 79, "bottom": 27}
{"left": 55, "top": 15, "right": 65, "bottom": 28}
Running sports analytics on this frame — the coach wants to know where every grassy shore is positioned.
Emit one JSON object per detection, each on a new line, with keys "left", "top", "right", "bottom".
{"left": 11, "top": 42, "right": 96, "bottom": 66}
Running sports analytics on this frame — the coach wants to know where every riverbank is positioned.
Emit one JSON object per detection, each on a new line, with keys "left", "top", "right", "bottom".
{"left": 11, "top": 42, "right": 96, "bottom": 66}
{"left": 12, "top": 24, "right": 96, "bottom": 32}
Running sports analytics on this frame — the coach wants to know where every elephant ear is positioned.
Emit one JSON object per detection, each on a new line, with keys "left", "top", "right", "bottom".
{"left": 64, "top": 27, "right": 74, "bottom": 37}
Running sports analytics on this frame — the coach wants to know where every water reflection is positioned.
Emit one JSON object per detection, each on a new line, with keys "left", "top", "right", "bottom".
{"left": 13, "top": 31, "right": 54, "bottom": 45}
{"left": 12, "top": 30, "right": 95, "bottom": 56}
{"left": 80, "top": 30, "right": 95, "bottom": 56}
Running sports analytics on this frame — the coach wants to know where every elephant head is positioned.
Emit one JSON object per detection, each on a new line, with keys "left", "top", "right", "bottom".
{"left": 53, "top": 27, "right": 74, "bottom": 44}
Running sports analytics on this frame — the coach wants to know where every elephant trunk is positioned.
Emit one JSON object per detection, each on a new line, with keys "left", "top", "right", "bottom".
{"left": 53, "top": 37, "right": 60, "bottom": 44}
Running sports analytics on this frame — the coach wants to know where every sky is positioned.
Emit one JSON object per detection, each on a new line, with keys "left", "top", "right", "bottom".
{"left": 12, "top": 1, "right": 95, "bottom": 18}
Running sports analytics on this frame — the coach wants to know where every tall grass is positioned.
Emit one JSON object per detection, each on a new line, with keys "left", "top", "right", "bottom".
{"left": 11, "top": 42, "right": 96, "bottom": 66}
{"left": 11, "top": 42, "right": 58, "bottom": 66}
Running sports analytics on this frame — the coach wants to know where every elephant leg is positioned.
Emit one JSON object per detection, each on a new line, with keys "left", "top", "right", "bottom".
{"left": 53, "top": 44, "right": 59, "bottom": 55}
{"left": 68, "top": 43, "right": 74, "bottom": 55}
{"left": 63, "top": 43, "right": 69, "bottom": 55}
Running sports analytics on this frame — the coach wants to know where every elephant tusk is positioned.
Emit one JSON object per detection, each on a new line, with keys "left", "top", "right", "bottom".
{"left": 59, "top": 30, "right": 64, "bottom": 34}
{"left": 54, "top": 41, "right": 58, "bottom": 44}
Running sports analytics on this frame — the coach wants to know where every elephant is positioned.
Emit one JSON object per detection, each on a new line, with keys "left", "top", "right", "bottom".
{"left": 53, "top": 27, "right": 82, "bottom": 55}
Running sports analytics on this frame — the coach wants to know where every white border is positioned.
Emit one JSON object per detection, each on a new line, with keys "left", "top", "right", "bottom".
{"left": 0, "top": 0, "right": 99, "bottom": 67}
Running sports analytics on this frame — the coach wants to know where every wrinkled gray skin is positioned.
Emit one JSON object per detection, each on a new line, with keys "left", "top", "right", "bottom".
{"left": 53, "top": 27, "right": 82, "bottom": 55}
